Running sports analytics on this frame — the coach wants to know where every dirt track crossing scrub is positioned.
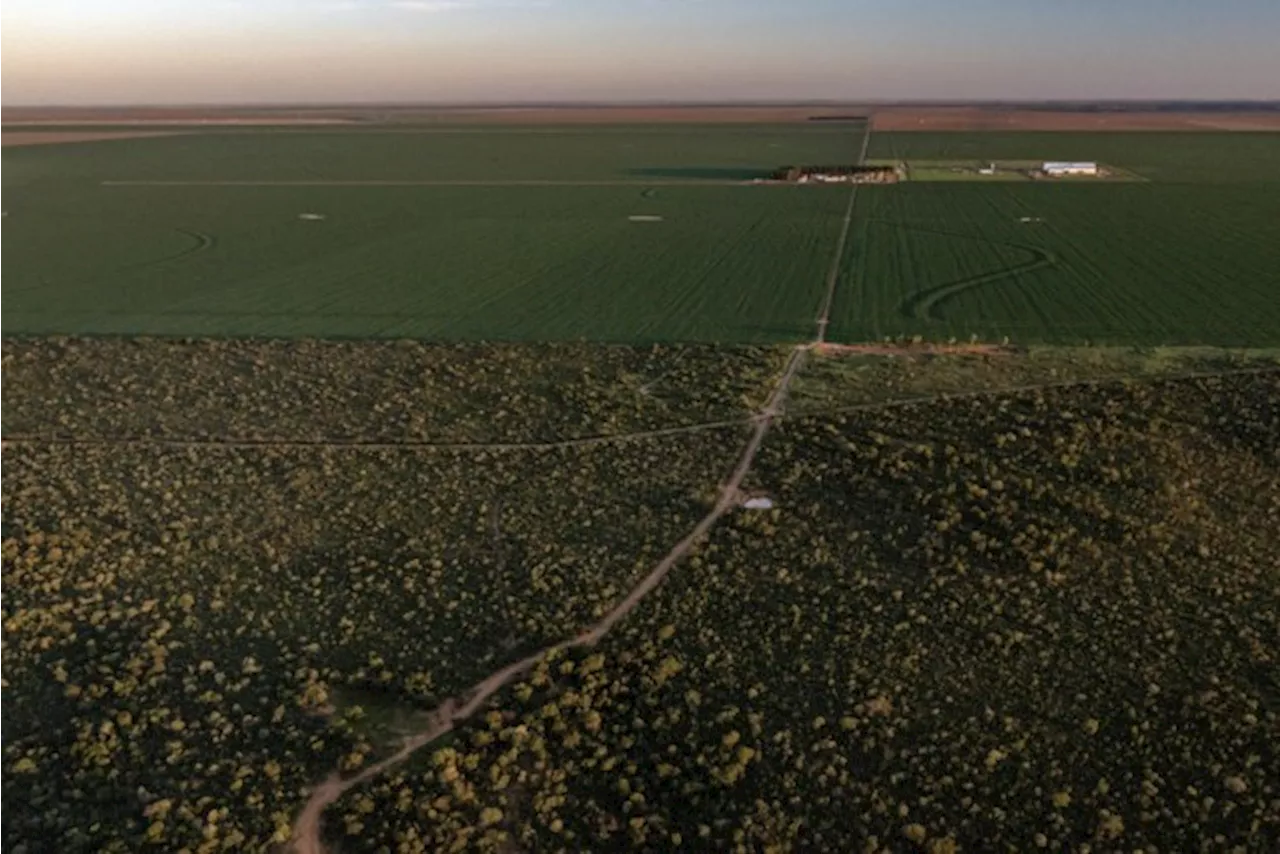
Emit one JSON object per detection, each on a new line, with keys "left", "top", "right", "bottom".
{"left": 285, "top": 125, "right": 870, "bottom": 854}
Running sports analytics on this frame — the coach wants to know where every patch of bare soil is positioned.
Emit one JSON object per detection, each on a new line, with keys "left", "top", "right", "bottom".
{"left": 872, "top": 108, "right": 1280, "bottom": 131}
{"left": 1, "top": 130, "right": 190, "bottom": 147}
{"left": 815, "top": 342, "right": 1020, "bottom": 357}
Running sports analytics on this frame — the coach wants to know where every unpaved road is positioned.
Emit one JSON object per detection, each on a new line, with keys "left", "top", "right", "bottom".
{"left": 287, "top": 134, "right": 867, "bottom": 854}
{"left": 287, "top": 346, "right": 811, "bottom": 854}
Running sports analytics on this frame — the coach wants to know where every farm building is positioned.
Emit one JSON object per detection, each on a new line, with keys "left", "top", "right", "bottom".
{"left": 1042, "top": 161, "right": 1099, "bottom": 176}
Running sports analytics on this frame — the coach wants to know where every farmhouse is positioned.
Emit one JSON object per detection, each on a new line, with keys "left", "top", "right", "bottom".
{"left": 1042, "top": 161, "right": 1099, "bottom": 177}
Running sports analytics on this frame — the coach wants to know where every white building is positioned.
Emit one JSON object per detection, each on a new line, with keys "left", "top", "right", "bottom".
{"left": 1042, "top": 161, "right": 1099, "bottom": 177}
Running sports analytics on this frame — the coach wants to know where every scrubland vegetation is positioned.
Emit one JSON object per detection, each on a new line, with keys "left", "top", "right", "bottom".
{"left": 5, "top": 341, "right": 1277, "bottom": 852}
{"left": 1, "top": 431, "right": 746, "bottom": 851}
{"left": 2, "top": 339, "right": 788, "bottom": 443}
{"left": 318, "top": 368, "right": 1279, "bottom": 853}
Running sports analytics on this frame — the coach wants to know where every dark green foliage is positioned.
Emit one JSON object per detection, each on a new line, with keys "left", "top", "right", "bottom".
{"left": 1, "top": 339, "right": 789, "bottom": 443}
{"left": 1, "top": 341, "right": 769, "bottom": 852}
{"left": 331, "top": 370, "right": 1280, "bottom": 853}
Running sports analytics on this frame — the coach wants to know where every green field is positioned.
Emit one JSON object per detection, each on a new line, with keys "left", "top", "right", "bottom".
{"left": 4, "top": 126, "right": 1280, "bottom": 345}
{"left": 2, "top": 126, "right": 862, "bottom": 341}
{"left": 828, "top": 181, "right": 1280, "bottom": 345}
{"left": 829, "top": 132, "right": 1280, "bottom": 346}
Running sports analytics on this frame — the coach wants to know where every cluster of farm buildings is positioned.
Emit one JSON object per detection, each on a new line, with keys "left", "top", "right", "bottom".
{"left": 769, "top": 164, "right": 903, "bottom": 184}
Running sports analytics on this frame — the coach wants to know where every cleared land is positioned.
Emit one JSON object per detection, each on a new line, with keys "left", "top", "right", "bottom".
{"left": 6, "top": 125, "right": 1280, "bottom": 345}
{"left": 2, "top": 125, "right": 864, "bottom": 341}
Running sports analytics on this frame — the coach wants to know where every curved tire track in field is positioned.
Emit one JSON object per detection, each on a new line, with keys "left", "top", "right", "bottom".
{"left": 125, "top": 228, "right": 216, "bottom": 271}
{"left": 114, "top": 228, "right": 217, "bottom": 274}
{"left": 877, "top": 221, "right": 1058, "bottom": 321}
{"left": 4, "top": 229, "right": 215, "bottom": 297}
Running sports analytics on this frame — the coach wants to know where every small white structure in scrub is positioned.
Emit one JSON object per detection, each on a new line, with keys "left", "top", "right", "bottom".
{"left": 1042, "top": 161, "right": 1098, "bottom": 177}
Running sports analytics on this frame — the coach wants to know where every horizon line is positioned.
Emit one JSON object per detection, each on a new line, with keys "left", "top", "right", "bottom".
{"left": 5, "top": 98, "right": 1280, "bottom": 111}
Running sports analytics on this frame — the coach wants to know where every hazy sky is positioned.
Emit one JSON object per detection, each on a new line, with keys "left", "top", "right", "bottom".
{"left": 3, "top": 0, "right": 1279, "bottom": 105}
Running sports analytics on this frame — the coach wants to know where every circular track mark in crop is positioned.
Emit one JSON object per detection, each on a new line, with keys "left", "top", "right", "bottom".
{"left": 147, "top": 228, "right": 216, "bottom": 268}
{"left": 102, "top": 228, "right": 217, "bottom": 277}
{"left": 876, "top": 220, "right": 1058, "bottom": 321}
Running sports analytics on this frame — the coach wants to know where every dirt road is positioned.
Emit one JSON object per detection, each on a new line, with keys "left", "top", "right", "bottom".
{"left": 287, "top": 132, "right": 867, "bottom": 854}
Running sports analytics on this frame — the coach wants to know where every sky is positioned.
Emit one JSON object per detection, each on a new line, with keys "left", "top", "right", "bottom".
{"left": 3, "top": 0, "right": 1279, "bottom": 105}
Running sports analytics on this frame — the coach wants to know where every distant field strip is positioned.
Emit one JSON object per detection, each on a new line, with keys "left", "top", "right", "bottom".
{"left": 101, "top": 179, "right": 779, "bottom": 188}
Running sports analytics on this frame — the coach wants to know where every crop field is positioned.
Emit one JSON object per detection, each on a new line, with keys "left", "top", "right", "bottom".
{"left": 6, "top": 125, "right": 1280, "bottom": 346}
{"left": 827, "top": 180, "right": 1280, "bottom": 346}
{"left": 2, "top": 125, "right": 864, "bottom": 341}
{"left": 2, "top": 125, "right": 870, "bottom": 184}
{"left": 826, "top": 132, "right": 1280, "bottom": 346}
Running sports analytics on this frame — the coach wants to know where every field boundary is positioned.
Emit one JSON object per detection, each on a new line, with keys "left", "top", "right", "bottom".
{"left": 8, "top": 363, "right": 1276, "bottom": 454}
